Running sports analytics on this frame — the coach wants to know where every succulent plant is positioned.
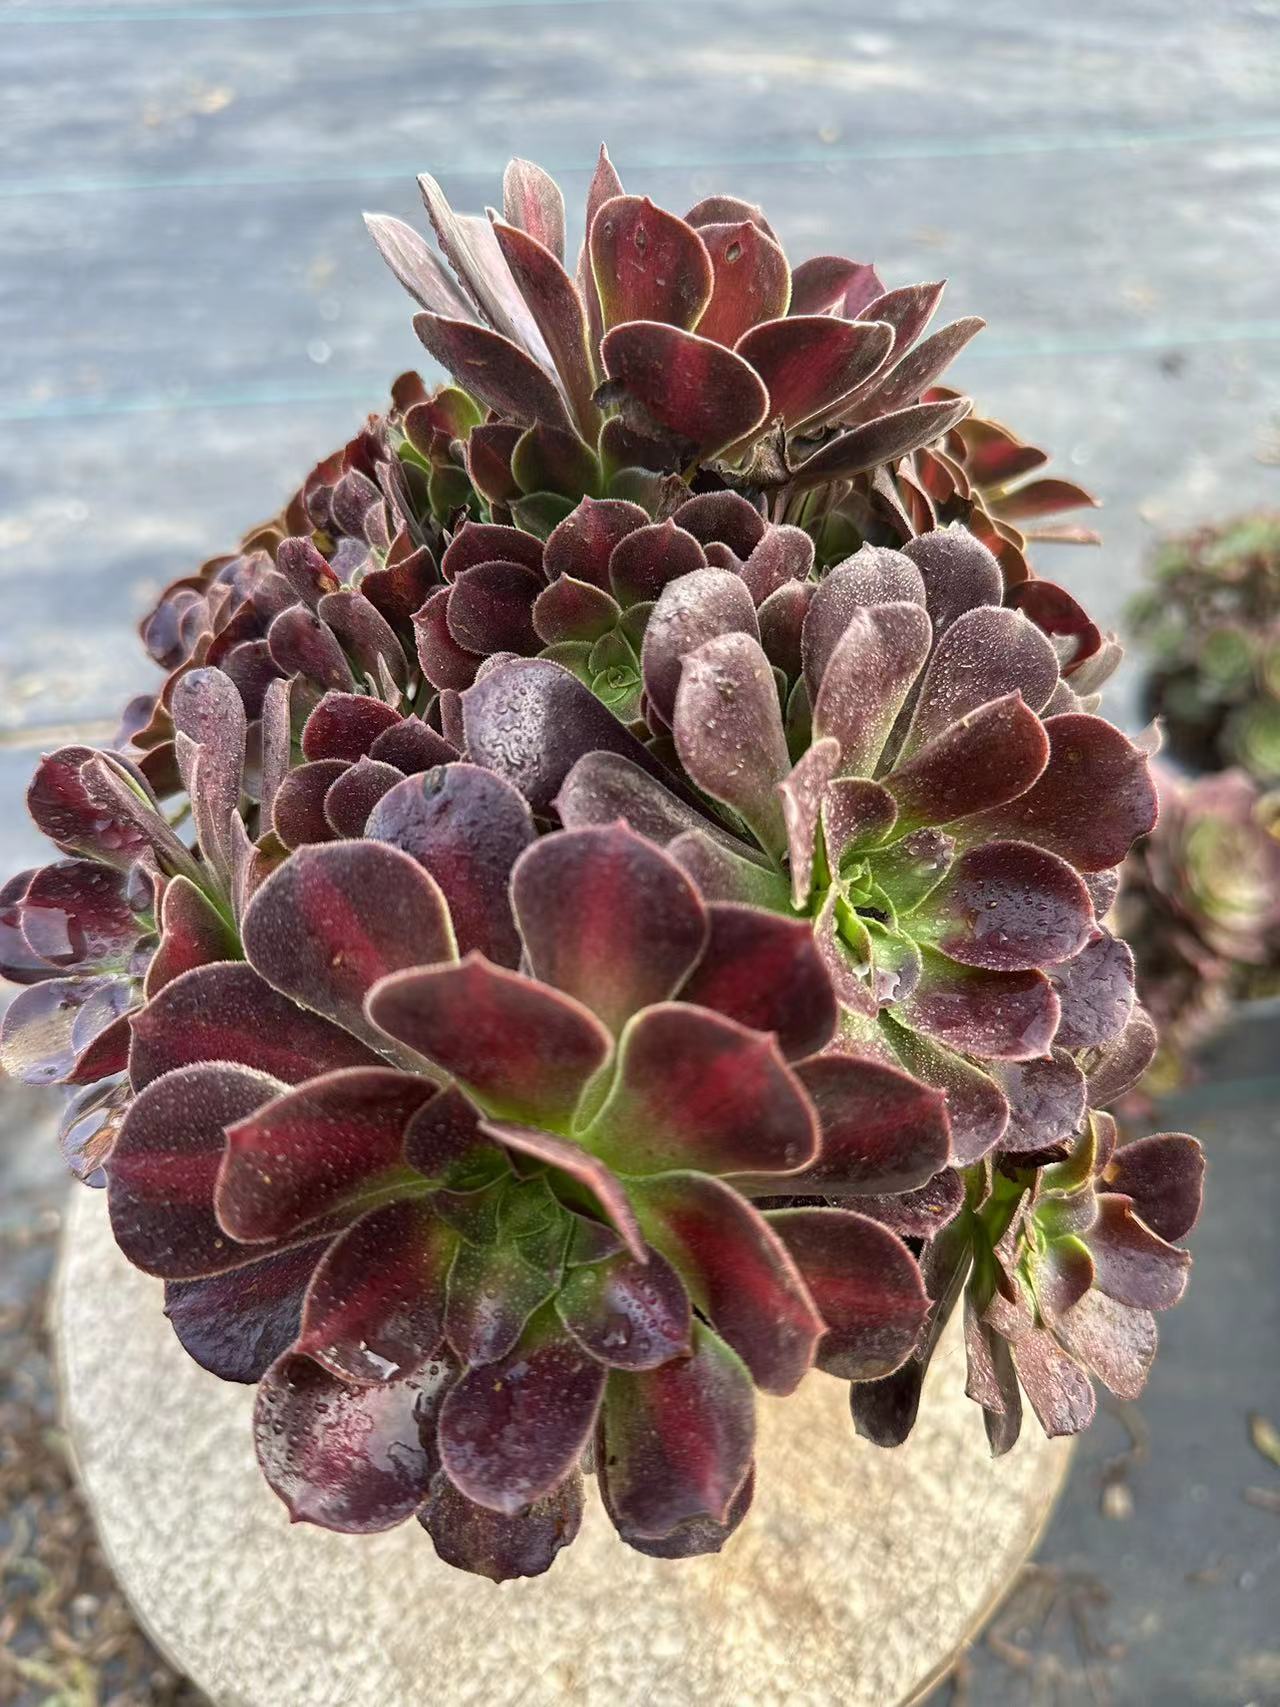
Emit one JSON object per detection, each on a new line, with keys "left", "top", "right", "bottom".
{"left": 0, "top": 148, "right": 1203, "bottom": 1580}
{"left": 1116, "top": 766, "right": 1280, "bottom": 1093}
{"left": 1129, "top": 511, "right": 1280, "bottom": 784}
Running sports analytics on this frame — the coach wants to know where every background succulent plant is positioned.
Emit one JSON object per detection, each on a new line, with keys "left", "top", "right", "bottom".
{"left": 0, "top": 149, "right": 1202, "bottom": 1582}
{"left": 1115, "top": 766, "right": 1280, "bottom": 1097}
{"left": 1128, "top": 511, "right": 1280, "bottom": 784}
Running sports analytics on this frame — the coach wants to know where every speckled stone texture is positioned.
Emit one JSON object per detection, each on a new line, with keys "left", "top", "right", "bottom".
{"left": 55, "top": 1185, "right": 1069, "bottom": 1707}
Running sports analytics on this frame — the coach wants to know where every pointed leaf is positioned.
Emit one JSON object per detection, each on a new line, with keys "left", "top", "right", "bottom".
{"left": 961, "top": 714, "right": 1158, "bottom": 871}
{"left": 910, "top": 841, "right": 1093, "bottom": 970}
{"left": 218, "top": 1066, "right": 435, "bottom": 1243}
{"left": 414, "top": 313, "right": 571, "bottom": 431}
{"left": 1103, "top": 1134, "right": 1203, "bottom": 1244}
{"left": 590, "top": 195, "right": 713, "bottom": 332}
{"left": 885, "top": 694, "right": 1050, "bottom": 828}
{"left": 1047, "top": 932, "right": 1135, "bottom": 1051}
{"left": 791, "top": 397, "right": 972, "bottom": 490}
{"left": 813, "top": 601, "right": 932, "bottom": 775}
{"left": 1087, "top": 1195, "right": 1191, "bottom": 1310}
{"left": 463, "top": 657, "right": 690, "bottom": 815}
{"left": 420, "top": 1467, "right": 582, "bottom": 1582}
{"left": 363, "top": 211, "right": 474, "bottom": 316}
{"left": 673, "top": 631, "right": 790, "bottom": 857}
{"left": 164, "top": 1238, "right": 325, "bottom": 1383}
{"left": 679, "top": 902, "right": 837, "bottom": 1061}
{"left": 556, "top": 1245, "right": 691, "bottom": 1369}
{"left": 502, "top": 158, "right": 565, "bottom": 259}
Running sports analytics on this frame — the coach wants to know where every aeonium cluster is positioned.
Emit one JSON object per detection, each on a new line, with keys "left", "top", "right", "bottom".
{"left": 0, "top": 149, "right": 1201, "bottom": 1581}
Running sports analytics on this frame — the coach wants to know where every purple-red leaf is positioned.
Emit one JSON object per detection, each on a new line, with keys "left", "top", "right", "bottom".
{"left": 130, "top": 961, "right": 380, "bottom": 1090}
{"left": 767, "top": 1207, "right": 928, "bottom": 1381}
{"left": 736, "top": 315, "right": 891, "bottom": 427}
{"left": 898, "top": 950, "right": 1059, "bottom": 1061}
{"left": 606, "top": 518, "right": 706, "bottom": 607}
{"left": 242, "top": 840, "right": 455, "bottom": 1050}
{"left": 695, "top": 221, "right": 790, "bottom": 348}
{"left": 902, "top": 607, "right": 1060, "bottom": 756}
{"left": 1051, "top": 1289, "right": 1157, "bottom": 1402}
{"left": 597, "top": 1323, "right": 754, "bottom": 1538}
{"left": 641, "top": 568, "right": 759, "bottom": 729}
{"left": 1010, "top": 1326, "right": 1096, "bottom": 1438}
{"left": 301, "top": 693, "right": 402, "bottom": 764}
{"left": 590, "top": 196, "right": 713, "bottom": 332}
{"left": 420, "top": 1468, "right": 582, "bottom": 1582}
{"left": 1102, "top": 1134, "right": 1203, "bottom": 1244}
{"left": 672, "top": 631, "right": 790, "bottom": 857}
{"left": 511, "top": 823, "right": 707, "bottom": 1033}
{"left": 366, "top": 764, "right": 534, "bottom": 969}
{"left": 556, "top": 1245, "right": 691, "bottom": 1369}
{"left": 910, "top": 841, "right": 1093, "bottom": 971}
{"left": 164, "top": 1238, "right": 325, "bottom": 1383}
{"left": 1087, "top": 1195, "right": 1191, "bottom": 1310}
{"left": 1047, "top": 932, "right": 1135, "bottom": 1051}
{"left": 678, "top": 902, "right": 837, "bottom": 1060}
{"left": 463, "top": 657, "right": 689, "bottom": 816}
{"left": 272, "top": 760, "right": 345, "bottom": 849}
{"left": 256, "top": 1350, "right": 447, "bottom": 1532}
{"left": 368, "top": 955, "right": 611, "bottom": 1128}
{"left": 786, "top": 1052, "right": 951, "bottom": 1195}
{"left": 884, "top": 694, "right": 1050, "bottom": 828}
{"left": 601, "top": 321, "right": 770, "bottom": 462}
{"left": 109, "top": 1062, "right": 285, "bottom": 1279}
{"left": 218, "top": 1067, "right": 435, "bottom": 1243}
{"left": 584, "top": 1004, "right": 816, "bottom": 1179}
{"left": 791, "top": 397, "right": 971, "bottom": 490}
{"left": 961, "top": 714, "right": 1157, "bottom": 871}
{"left": 812, "top": 601, "right": 932, "bottom": 775}
{"left": 414, "top": 313, "right": 571, "bottom": 431}
{"left": 630, "top": 1173, "right": 823, "bottom": 1395}
{"left": 437, "top": 1321, "right": 606, "bottom": 1516}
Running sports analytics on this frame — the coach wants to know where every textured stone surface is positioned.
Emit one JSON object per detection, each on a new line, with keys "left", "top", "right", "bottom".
{"left": 56, "top": 1185, "right": 1068, "bottom": 1707}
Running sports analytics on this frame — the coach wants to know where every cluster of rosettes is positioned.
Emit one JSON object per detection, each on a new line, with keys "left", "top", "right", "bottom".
{"left": 1129, "top": 511, "right": 1280, "bottom": 785}
{"left": 1116, "top": 766, "right": 1280, "bottom": 1095}
{"left": 0, "top": 151, "right": 1200, "bottom": 1581}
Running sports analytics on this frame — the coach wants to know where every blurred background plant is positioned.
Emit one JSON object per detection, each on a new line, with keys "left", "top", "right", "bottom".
{"left": 1128, "top": 513, "right": 1280, "bottom": 785}
{"left": 1116, "top": 766, "right": 1280, "bottom": 1108}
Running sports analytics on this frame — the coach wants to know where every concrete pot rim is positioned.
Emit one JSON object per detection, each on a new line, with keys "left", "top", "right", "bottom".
{"left": 54, "top": 1184, "right": 1071, "bottom": 1707}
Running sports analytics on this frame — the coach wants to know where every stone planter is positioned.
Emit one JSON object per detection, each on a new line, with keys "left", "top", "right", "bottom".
{"left": 55, "top": 1185, "right": 1070, "bottom": 1707}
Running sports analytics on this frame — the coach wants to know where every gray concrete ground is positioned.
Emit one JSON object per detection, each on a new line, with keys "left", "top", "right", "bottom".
{"left": 1, "top": 0, "right": 1279, "bottom": 1701}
